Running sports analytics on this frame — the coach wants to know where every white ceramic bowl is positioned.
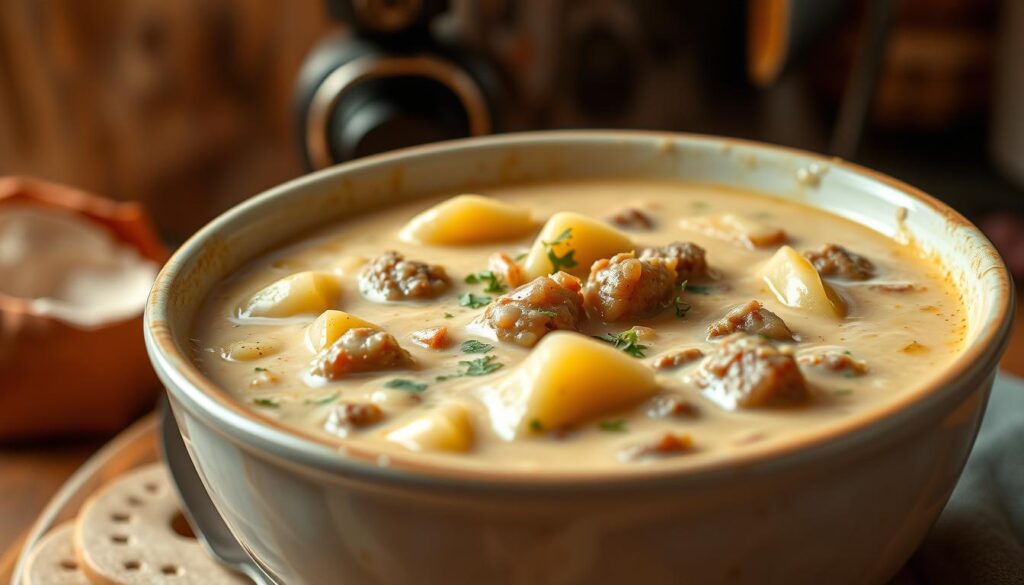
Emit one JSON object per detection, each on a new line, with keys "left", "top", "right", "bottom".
{"left": 145, "top": 131, "right": 1013, "bottom": 585}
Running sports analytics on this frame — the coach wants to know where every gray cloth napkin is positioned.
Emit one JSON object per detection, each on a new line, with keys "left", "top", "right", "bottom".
{"left": 898, "top": 373, "right": 1024, "bottom": 584}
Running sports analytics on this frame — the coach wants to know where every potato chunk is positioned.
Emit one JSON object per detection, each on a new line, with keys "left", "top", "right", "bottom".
{"left": 239, "top": 271, "right": 341, "bottom": 318}
{"left": 761, "top": 246, "right": 846, "bottom": 317}
{"left": 680, "top": 213, "right": 785, "bottom": 249}
{"left": 522, "top": 212, "right": 634, "bottom": 280}
{"left": 385, "top": 403, "right": 474, "bottom": 453}
{"left": 479, "top": 332, "right": 658, "bottom": 439}
{"left": 398, "top": 194, "right": 534, "bottom": 245}
{"left": 305, "top": 310, "right": 379, "bottom": 353}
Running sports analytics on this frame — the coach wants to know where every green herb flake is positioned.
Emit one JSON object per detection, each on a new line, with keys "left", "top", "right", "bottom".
{"left": 461, "top": 355, "right": 504, "bottom": 376}
{"left": 529, "top": 419, "right": 544, "bottom": 432}
{"left": 444, "top": 312, "right": 455, "bottom": 319}
{"left": 842, "top": 371, "right": 858, "bottom": 379}
{"left": 252, "top": 398, "right": 279, "bottom": 408}
{"left": 686, "top": 284, "right": 713, "bottom": 295}
{"left": 833, "top": 389, "right": 854, "bottom": 397}
{"left": 598, "top": 419, "right": 628, "bottom": 433}
{"left": 535, "top": 309, "right": 559, "bottom": 318}
{"left": 513, "top": 252, "right": 528, "bottom": 262}
{"left": 465, "top": 270, "right": 507, "bottom": 294}
{"left": 542, "top": 228, "right": 578, "bottom": 273}
{"left": 674, "top": 280, "right": 691, "bottom": 318}
{"left": 253, "top": 367, "right": 267, "bottom": 372}
{"left": 436, "top": 355, "right": 505, "bottom": 381}
{"left": 461, "top": 339, "right": 494, "bottom": 354}
{"left": 594, "top": 329, "right": 648, "bottom": 358}
{"left": 305, "top": 392, "right": 339, "bottom": 406}
{"left": 459, "top": 292, "right": 492, "bottom": 309}
{"left": 384, "top": 379, "right": 428, "bottom": 393}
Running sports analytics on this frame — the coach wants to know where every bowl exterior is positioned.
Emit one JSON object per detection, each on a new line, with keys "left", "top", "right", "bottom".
{"left": 146, "top": 131, "right": 1012, "bottom": 585}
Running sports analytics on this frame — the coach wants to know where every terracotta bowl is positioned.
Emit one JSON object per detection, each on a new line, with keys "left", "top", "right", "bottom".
{"left": 0, "top": 177, "right": 165, "bottom": 440}
{"left": 145, "top": 132, "right": 1013, "bottom": 584}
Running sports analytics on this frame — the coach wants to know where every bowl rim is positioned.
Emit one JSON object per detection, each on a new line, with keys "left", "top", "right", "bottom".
{"left": 145, "top": 130, "right": 1015, "bottom": 489}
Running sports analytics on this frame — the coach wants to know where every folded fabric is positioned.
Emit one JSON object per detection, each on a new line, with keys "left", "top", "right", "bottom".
{"left": 905, "top": 373, "right": 1024, "bottom": 584}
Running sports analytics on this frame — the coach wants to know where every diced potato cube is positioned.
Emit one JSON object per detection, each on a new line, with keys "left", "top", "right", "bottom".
{"left": 239, "top": 271, "right": 341, "bottom": 318}
{"left": 479, "top": 332, "right": 658, "bottom": 439}
{"left": 385, "top": 403, "right": 474, "bottom": 453}
{"left": 305, "top": 310, "right": 379, "bottom": 352}
{"left": 398, "top": 194, "right": 535, "bottom": 245}
{"left": 761, "top": 246, "right": 846, "bottom": 317}
{"left": 680, "top": 213, "right": 785, "bottom": 248}
{"left": 522, "top": 212, "right": 634, "bottom": 279}
{"left": 224, "top": 337, "right": 283, "bottom": 361}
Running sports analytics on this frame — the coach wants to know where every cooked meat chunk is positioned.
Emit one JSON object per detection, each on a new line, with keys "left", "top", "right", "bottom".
{"left": 312, "top": 327, "right": 412, "bottom": 379}
{"left": 488, "top": 251, "right": 526, "bottom": 288}
{"left": 584, "top": 252, "right": 677, "bottom": 322}
{"left": 694, "top": 333, "right": 809, "bottom": 409}
{"left": 646, "top": 393, "right": 700, "bottom": 418}
{"left": 619, "top": 433, "right": 695, "bottom": 461}
{"left": 652, "top": 348, "right": 704, "bottom": 370}
{"left": 707, "top": 300, "right": 793, "bottom": 341}
{"left": 482, "top": 272, "right": 585, "bottom": 347}
{"left": 798, "top": 351, "right": 868, "bottom": 376}
{"left": 639, "top": 241, "right": 708, "bottom": 282}
{"left": 605, "top": 207, "right": 655, "bottom": 230}
{"left": 324, "top": 402, "right": 385, "bottom": 437}
{"left": 359, "top": 251, "right": 450, "bottom": 301}
{"left": 803, "top": 244, "right": 875, "bottom": 280}
{"left": 410, "top": 326, "right": 450, "bottom": 349}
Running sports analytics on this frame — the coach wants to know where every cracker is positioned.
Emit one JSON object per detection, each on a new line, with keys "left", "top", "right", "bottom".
{"left": 74, "top": 463, "right": 249, "bottom": 584}
{"left": 21, "top": 522, "right": 91, "bottom": 585}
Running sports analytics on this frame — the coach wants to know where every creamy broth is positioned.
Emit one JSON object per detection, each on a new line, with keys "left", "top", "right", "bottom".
{"left": 192, "top": 179, "right": 966, "bottom": 472}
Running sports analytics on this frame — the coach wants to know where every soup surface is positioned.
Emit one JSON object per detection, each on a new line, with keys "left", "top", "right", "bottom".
{"left": 192, "top": 179, "right": 966, "bottom": 473}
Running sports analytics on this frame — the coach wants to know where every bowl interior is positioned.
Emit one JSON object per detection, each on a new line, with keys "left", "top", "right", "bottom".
{"left": 147, "top": 131, "right": 1012, "bottom": 484}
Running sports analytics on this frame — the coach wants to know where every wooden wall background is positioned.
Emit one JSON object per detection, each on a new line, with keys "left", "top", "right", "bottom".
{"left": 0, "top": 0, "right": 331, "bottom": 240}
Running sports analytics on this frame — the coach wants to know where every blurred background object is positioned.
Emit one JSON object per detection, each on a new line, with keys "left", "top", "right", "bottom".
{"left": 2, "top": 0, "right": 1019, "bottom": 247}
{"left": 0, "top": 177, "right": 165, "bottom": 441}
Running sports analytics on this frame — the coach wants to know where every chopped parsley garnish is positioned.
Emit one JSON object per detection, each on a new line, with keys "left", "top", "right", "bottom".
{"left": 674, "top": 280, "right": 691, "bottom": 318}
{"left": 462, "top": 355, "right": 504, "bottom": 376}
{"left": 598, "top": 419, "right": 628, "bottom": 432}
{"left": 842, "top": 371, "right": 858, "bottom": 379}
{"left": 691, "top": 201, "right": 710, "bottom": 211}
{"left": 252, "top": 398, "right": 279, "bottom": 408}
{"left": 542, "top": 228, "right": 578, "bottom": 273}
{"left": 384, "top": 379, "right": 428, "bottom": 393}
{"left": 444, "top": 312, "right": 454, "bottom": 319}
{"left": 833, "top": 389, "right": 854, "bottom": 396}
{"left": 458, "top": 292, "right": 492, "bottom": 308}
{"left": 686, "top": 284, "right": 712, "bottom": 295}
{"left": 529, "top": 419, "right": 544, "bottom": 432}
{"left": 436, "top": 355, "right": 505, "bottom": 381}
{"left": 253, "top": 367, "right": 267, "bottom": 372}
{"left": 461, "top": 339, "right": 494, "bottom": 354}
{"left": 594, "top": 329, "right": 648, "bottom": 358}
{"left": 465, "top": 270, "right": 507, "bottom": 293}
{"left": 513, "top": 252, "right": 528, "bottom": 262}
{"left": 304, "top": 392, "right": 338, "bottom": 406}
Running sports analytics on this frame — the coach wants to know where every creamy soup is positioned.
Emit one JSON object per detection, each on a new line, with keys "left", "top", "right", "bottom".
{"left": 192, "top": 179, "right": 966, "bottom": 473}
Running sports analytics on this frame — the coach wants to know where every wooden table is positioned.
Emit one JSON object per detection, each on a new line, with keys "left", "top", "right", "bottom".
{"left": 2, "top": 299, "right": 1022, "bottom": 561}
